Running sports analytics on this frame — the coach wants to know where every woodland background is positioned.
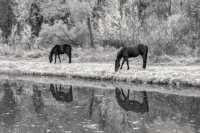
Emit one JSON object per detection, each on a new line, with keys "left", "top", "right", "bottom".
{"left": 0, "top": 0, "right": 200, "bottom": 62}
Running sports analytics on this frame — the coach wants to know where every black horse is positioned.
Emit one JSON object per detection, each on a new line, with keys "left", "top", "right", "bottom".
{"left": 49, "top": 44, "right": 71, "bottom": 64}
{"left": 50, "top": 84, "right": 73, "bottom": 103}
{"left": 115, "top": 88, "right": 149, "bottom": 113}
{"left": 115, "top": 44, "right": 148, "bottom": 71}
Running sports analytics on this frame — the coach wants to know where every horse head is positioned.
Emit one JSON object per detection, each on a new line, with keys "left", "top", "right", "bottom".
{"left": 115, "top": 87, "right": 121, "bottom": 96}
{"left": 49, "top": 55, "right": 53, "bottom": 63}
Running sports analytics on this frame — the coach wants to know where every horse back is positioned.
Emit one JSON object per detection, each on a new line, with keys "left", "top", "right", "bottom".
{"left": 124, "top": 46, "right": 140, "bottom": 57}
{"left": 125, "top": 44, "right": 147, "bottom": 57}
{"left": 54, "top": 44, "right": 71, "bottom": 54}
{"left": 63, "top": 44, "right": 71, "bottom": 53}
{"left": 137, "top": 44, "right": 147, "bottom": 53}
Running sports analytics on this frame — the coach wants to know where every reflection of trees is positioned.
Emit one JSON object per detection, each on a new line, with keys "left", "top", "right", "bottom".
{"left": 32, "top": 85, "right": 44, "bottom": 114}
{"left": 0, "top": 79, "right": 200, "bottom": 133}
{"left": 181, "top": 98, "right": 200, "bottom": 133}
{"left": 90, "top": 89, "right": 150, "bottom": 133}
{"left": 89, "top": 89, "right": 94, "bottom": 118}
{"left": 89, "top": 88, "right": 200, "bottom": 133}
{"left": 0, "top": 82, "right": 18, "bottom": 130}
{"left": 147, "top": 91, "right": 200, "bottom": 133}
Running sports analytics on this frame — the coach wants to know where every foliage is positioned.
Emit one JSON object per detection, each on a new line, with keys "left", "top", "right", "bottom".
{"left": 0, "top": 0, "right": 16, "bottom": 39}
{"left": 1, "top": 78, "right": 200, "bottom": 132}
{"left": 8, "top": 23, "right": 33, "bottom": 49}
{"left": 36, "top": 20, "right": 89, "bottom": 49}
{"left": 0, "top": 0, "right": 200, "bottom": 57}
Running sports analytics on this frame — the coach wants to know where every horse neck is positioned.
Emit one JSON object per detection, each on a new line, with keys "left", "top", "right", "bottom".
{"left": 116, "top": 48, "right": 124, "bottom": 62}
{"left": 50, "top": 49, "right": 54, "bottom": 57}
{"left": 116, "top": 53, "right": 122, "bottom": 62}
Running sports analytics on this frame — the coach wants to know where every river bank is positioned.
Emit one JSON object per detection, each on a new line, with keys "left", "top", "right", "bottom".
{"left": 0, "top": 59, "right": 200, "bottom": 87}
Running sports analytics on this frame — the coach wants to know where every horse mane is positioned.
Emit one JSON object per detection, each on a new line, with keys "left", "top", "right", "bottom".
{"left": 50, "top": 45, "right": 56, "bottom": 56}
{"left": 116, "top": 47, "right": 124, "bottom": 61}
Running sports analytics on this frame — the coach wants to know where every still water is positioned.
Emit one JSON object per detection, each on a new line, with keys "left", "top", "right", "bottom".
{"left": 0, "top": 76, "right": 200, "bottom": 133}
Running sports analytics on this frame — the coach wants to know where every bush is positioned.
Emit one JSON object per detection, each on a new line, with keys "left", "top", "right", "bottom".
{"left": 153, "top": 55, "right": 173, "bottom": 63}
{"left": 26, "top": 51, "right": 43, "bottom": 59}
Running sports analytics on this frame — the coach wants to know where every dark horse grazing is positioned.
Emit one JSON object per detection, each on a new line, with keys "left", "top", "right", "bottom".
{"left": 50, "top": 84, "right": 73, "bottom": 103}
{"left": 115, "top": 87, "right": 149, "bottom": 113}
{"left": 49, "top": 44, "right": 71, "bottom": 64}
{"left": 115, "top": 44, "right": 148, "bottom": 71}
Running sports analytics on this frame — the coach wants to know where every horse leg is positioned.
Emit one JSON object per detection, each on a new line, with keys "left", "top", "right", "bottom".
{"left": 121, "top": 89, "right": 126, "bottom": 99}
{"left": 142, "top": 54, "right": 146, "bottom": 69}
{"left": 58, "top": 54, "right": 61, "bottom": 63}
{"left": 125, "top": 57, "right": 129, "bottom": 70}
{"left": 69, "top": 48, "right": 71, "bottom": 63}
{"left": 55, "top": 84, "right": 58, "bottom": 92}
{"left": 120, "top": 58, "right": 125, "bottom": 69}
{"left": 122, "top": 89, "right": 130, "bottom": 101}
{"left": 59, "top": 84, "right": 61, "bottom": 91}
{"left": 65, "top": 52, "right": 71, "bottom": 63}
{"left": 142, "top": 91, "right": 149, "bottom": 112}
{"left": 126, "top": 89, "right": 130, "bottom": 100}
{"left": 54, "top": 54, "right": 57, "bottom": 64}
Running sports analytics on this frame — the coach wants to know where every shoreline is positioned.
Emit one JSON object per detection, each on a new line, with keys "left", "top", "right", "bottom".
{"left": 1, "top": 74, "right": 200, "bottom": 97}
{"left": 0, "top": 59, "right": 200, "bottom": 87}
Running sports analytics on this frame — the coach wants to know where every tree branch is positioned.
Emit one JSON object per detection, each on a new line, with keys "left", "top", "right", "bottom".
{"left": 53, "top": 33, "right": 70, "bottom": 43}
{"left": 59, "top": 25, "right": 80, "bottom": 47}
{"left": 171, "top": 1, "right": 180, "bottom": 13}
{"left": 173, "top": 0, "right": 181, "bottom": 12}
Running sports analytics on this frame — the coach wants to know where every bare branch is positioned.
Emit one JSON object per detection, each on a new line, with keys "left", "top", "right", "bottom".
{"left": 53, "top": 34, "right": 69, "bottom": 43}
{"left": 59, "top": 25, "right": 80, "bottom": 47}
{"left": 171, "top": 1, "right": 180, "bottom": 12}
{"left": 180, "top": 0, "right": 186, "bottom": 6}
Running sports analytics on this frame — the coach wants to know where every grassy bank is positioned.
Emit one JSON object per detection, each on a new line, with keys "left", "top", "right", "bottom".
{"left": 1, "top": 74, "right": 200, "bottom": 97}
{"left": 0, "top": 59, "right": 200, "bottom": 87}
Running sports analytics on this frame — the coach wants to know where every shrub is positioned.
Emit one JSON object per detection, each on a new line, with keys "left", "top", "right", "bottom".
{"left": 153, "top": 55, "right": 173, "bottom": 63}
{"left": 26, "top": 51, "right": 43, "bottom": 59}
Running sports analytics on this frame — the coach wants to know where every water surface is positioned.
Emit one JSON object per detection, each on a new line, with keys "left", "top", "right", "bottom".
{"left": 0, "top": 76, "right": 200, "bottom": 133}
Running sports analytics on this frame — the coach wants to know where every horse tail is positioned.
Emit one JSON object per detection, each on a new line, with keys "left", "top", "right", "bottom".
{"left": 69, "top": 45, "right": 72, "bottom": 63}
{"left": 69, "top": 85, "right": 73, "bottom": 102}
{"left": 145, "top": 45, "right": 148, "bottom": 63}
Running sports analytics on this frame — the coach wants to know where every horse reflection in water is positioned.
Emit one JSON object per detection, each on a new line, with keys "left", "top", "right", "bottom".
{"left": 50, "top": 84, "right": 73, "bottom": 103}
{"left": 115, "top": 87, "right": 149, "bottom": 114}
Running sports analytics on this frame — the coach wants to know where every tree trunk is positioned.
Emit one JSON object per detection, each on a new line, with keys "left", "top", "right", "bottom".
{"left": 87, "top": 17, "right": 94, "bottom": 47}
